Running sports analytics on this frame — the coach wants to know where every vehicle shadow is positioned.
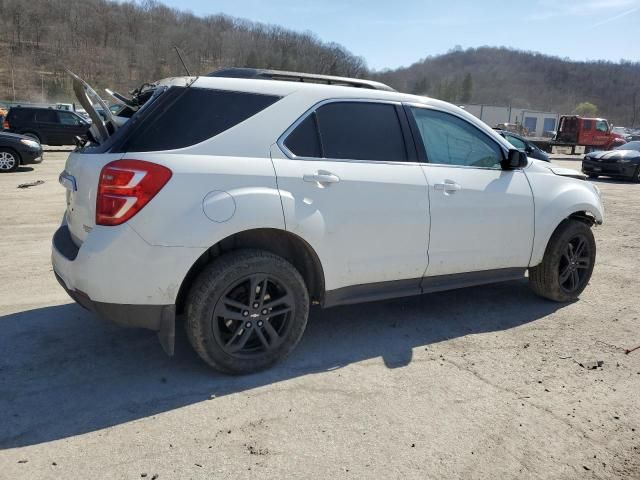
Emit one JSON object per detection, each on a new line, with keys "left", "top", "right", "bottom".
{"left": 0, "top": 279, "right": 563, "bottom": 449}
{"left": 588, "top": 177, "right": 635, "bottom": 184}
{"left": 15, "top": 166, "right": 34, "bottom": 173}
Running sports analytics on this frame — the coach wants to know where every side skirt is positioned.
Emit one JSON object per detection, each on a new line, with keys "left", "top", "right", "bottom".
{"left": 323, "top": 268, "right": 526, "bottom": 308}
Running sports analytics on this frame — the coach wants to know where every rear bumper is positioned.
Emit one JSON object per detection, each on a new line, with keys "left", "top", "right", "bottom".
{"left": 51, "top": 222, "right": 204, "bottom": 354}
{"left": 582, "top": 160, "right": 638, "bottom": 178}
{"left": 53, "top": 270, "right": 175, "bottom": 354}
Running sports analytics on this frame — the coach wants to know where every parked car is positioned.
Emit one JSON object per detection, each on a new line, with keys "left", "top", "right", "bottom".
{"left": 582, "top": 141, "right": 640, "bottom": 182}
{"left": 52, "top": 69, "right": 603, "bottom": 374}
{"left": 494, "top": 129, "right": 549, "bottom": 161}
{"left": 0, "top": 131, "right": 43, "bottom": 172}
{"left": 3, "top": 107, "right": 90, "bottom": 145}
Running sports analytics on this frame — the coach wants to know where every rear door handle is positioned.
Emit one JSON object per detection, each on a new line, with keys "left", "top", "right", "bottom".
{"left": 303, "top": 171, "right": 340, "bottom": 185}
{"left": 434, "top": 180, "right": 461, "bottom": 193}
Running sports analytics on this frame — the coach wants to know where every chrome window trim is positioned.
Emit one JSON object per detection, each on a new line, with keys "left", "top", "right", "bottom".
{"left": 276, "top": 98, "right": 415, "bottom": 166}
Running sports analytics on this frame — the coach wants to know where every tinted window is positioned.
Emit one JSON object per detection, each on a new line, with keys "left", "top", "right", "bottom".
{"left": 315, "top": 102, "right": 407, "bottom": 161}
{"left": 505, "top": 134, "right": 526, "bottom": 150}
{"left": 121, "top": 87, "right": 280, "bottom": 152}
{"left": 284, "top": 113, "right": 321, "bottom": 157}
{"left": 409, "top": 107, "right": 503, "bottom": 168}
{"left": 35, "top": 110, "right": 58, "bottom": 123}
{"left": 58, "top": 111, "right": 83, "bottom": 126}
{"left": 583, "top": 120, "right": 593, "bottom": 130}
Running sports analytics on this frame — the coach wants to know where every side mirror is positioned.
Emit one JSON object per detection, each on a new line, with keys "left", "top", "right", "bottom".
{"left": 502, "top": 149, "right": 528, "bottom": 170}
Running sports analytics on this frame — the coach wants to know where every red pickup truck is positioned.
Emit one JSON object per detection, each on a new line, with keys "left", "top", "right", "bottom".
{"left": 549, "top": 116, "right": 627, "bottom": 154}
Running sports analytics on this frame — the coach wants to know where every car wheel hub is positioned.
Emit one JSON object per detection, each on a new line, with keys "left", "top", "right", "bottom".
{"left": 0, "top": 152, "right": 16, "bottom": 170}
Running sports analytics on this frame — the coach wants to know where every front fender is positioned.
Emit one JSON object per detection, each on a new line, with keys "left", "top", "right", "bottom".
{"left": 527, "top": 169, "right": 603, "bottom": 266}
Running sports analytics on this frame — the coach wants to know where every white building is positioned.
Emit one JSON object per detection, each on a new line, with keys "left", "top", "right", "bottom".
{"left": 459, "top": 104, "right": 559, "bottom": 137}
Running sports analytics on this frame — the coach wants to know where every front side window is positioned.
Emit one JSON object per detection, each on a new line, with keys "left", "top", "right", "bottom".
{"left": 596, "top": 120, "right": 608, "bottom": 133}
{"left": 505, "top": 134, "right": 526, "bottom": 150}
{"left": 58, "top": 112, "right": 82, "bottom": 125}
{"left": 409, "top": 107, "right": 503, "bottom": 168}
{"left": 283, "top": 101, "right": 407, "bottom": 162}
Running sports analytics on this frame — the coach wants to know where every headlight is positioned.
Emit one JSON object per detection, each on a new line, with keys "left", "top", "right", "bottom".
{"left": 20, "top": 138, "right": 40, "bottom": 149}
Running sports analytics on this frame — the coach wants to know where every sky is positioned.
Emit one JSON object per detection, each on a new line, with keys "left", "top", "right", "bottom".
{"left": 158, "top": 0, "right": 640, "bottom": 70}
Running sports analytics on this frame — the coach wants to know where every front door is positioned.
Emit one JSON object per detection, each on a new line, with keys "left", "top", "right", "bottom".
{"left": 272, "top": 100, "right": 430, "bottom": 297}
{"left": 406, "top": 105, "right": 534, "bottom": 277}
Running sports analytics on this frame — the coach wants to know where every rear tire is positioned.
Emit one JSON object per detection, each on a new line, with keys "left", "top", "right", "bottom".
{"left": 185, "top": 249, "right": 309, "bottom": 374}
{"left": 529, "top": 219, "right": 596, "bottom": 302}
{"left": 0, "top": 148, "right": 19, "bottom": 172}
{"left": 633, "top": 166, "right": 640, "bottom": 183}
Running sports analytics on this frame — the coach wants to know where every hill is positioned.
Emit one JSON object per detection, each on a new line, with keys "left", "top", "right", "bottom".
{"left": 1, "top": 1, "right": 638, "bottom": 126}
{"left": 375, "top": 47, "right": 640, "bottom": 126}
{"left": 0, "top": 0, "right": 366, "bottom": 104}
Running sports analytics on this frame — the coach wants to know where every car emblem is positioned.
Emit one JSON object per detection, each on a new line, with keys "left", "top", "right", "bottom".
{"left": 250, "top": 313, "right": 260, "bottom": 318}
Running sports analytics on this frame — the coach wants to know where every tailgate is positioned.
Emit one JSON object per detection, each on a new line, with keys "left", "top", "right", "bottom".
{"left": 60, "top": 151, "right": 124, "bottom": 246}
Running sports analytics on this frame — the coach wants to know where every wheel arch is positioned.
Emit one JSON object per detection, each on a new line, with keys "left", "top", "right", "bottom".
{"left": 175, "top": 228, "right": 325, "bottom": 315}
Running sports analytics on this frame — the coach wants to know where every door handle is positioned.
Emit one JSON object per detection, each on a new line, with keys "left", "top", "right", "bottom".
{"left": 303, "top": 171, "right": 340, "bottom": 185}
{"left": 434, "top": 180, "right": 461, "bottom": 193}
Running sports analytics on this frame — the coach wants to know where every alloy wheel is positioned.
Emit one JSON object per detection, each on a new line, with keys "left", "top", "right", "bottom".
{"left": 558, "top": 234, "right": 591, "bottom": 293}
{"left": 212, "top": 274, "right": 294, "bottom": 358}
{"left": 0, "top": 151, "right": 17, "bottom": 171}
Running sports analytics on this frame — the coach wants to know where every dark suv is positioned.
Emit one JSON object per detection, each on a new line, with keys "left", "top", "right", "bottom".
{"left": 4, "top": 107, "right": 89, "bottom": 145}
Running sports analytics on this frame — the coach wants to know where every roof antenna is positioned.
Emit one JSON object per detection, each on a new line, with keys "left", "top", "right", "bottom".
{"left": 174, "top": 45, "right": 191, "bottom": 76}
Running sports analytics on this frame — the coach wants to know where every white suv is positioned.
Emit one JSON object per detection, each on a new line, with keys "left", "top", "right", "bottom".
{"left": 52, "top": 69, "right": 603, "bottom": 374}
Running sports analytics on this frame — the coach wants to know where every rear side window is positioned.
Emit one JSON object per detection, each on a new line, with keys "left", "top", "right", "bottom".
{"left": 317, "top": 102, "right": 406, "bottom": 161}
{"left": 35, "top": 110, "right": 58, "bottom": 123}
{"left": 121, "top": 88, "right": 280, "bottom": 152}
{"left": 284, "top": 113, "right": 322, "bottom": 158}
{"left": 7, "top": 109, "right": 34, "bottom": 122}
{"left": 583, "top": 120, "right": 593, "bottom": 130}
{"left": 283, "top": 101, "right": 407, "bottom": 162}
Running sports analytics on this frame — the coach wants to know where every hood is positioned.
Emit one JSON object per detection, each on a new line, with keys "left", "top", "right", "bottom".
{"left": 548, "top": 166, "right": 587, "bottom": 180}
{"left": 586, "top": 149, "right": 640, "bottom": 162}
{"left": 0, "top": 131, "right": 35, "bottom": 141}
{"left": 527, "top": 159, "right": 586, "bottom": 180}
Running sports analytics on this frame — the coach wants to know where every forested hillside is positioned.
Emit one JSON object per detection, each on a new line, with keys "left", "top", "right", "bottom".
{"left": 0, "top": 0, "right": 366, "bottom": 104}
{"left": 1, "top": 0, "right": 638, "bottom": 125}
{"left": 376, "top": 47, "right": 640, "bottom": 126}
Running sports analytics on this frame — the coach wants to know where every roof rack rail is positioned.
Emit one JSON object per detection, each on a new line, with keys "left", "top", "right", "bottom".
{"left": 207, "top": 68, "right": 396, "bottom": 92}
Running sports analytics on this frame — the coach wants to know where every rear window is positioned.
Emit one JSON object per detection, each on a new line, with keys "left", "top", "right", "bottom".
{"left": 120, "top": 87, "right": 280, "bottom": 152}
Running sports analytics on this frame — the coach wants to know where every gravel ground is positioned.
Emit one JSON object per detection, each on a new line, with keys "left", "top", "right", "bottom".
{"left": 0, "top": 152, "right": 638, "bottom": 479}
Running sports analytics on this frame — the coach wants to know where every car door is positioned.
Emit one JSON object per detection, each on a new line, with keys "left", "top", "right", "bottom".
{"left": 271, "top": 100, "right": 430, "bottom": 300}
{"left": 34, "top": 109, "right": 60, "bottom": 144}
{"left": 406, "top": 105, "right": 534, "bottom": 278}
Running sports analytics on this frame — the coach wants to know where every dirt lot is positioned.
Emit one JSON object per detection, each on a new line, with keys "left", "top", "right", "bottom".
{"left": 0, "top": 151, "right": 638, "bottom": 479}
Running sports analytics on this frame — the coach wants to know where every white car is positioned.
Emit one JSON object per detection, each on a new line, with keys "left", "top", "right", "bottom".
{"left": 52, "top": 69, "right": 604, "bottom": 374}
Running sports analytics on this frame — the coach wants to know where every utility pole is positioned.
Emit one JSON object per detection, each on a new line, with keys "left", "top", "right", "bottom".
{"left": 41, "top": 74, "right": 45, "bottom": 103}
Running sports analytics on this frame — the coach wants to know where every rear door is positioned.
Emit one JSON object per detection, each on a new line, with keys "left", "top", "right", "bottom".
{"left": 406, "top": 105, "right": 534, "bottom": 277}
{"left": 272, "top": 100, "right": 430, "bottom": 296}
{"left": 34, "top": 109, "right": 60, "bottom": 144}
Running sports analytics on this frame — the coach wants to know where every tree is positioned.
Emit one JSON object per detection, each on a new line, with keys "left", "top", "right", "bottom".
{"left": 574, "top": 102, "right": 598, "bottom": 117}
{"left": 460, "top": 73, "right": 473, "bottom": 103}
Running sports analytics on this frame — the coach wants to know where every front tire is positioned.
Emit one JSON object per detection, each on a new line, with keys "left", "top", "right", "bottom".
{"left": 0, "top": 148, "right": 19, "bottom": 172}
{"left": 186, "top": 249, "right": 309, "bottom": 374}
{"left": 529, "top": 219, "right": 596, "bottom": 302}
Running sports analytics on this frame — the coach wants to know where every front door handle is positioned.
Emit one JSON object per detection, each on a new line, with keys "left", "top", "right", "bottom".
{"left": 303, "top": 170, "right": 340, "bottom": 185}
{"left": 434, "top": 180, "right": 461, "bottom": 193}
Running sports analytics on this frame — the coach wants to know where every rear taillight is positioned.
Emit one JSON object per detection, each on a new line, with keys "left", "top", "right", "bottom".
{"left": 2, "top": 119, "right": 9, "bottom": 129}
{"left": 96, "top": 159, "right": 172, "bottom": 226}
